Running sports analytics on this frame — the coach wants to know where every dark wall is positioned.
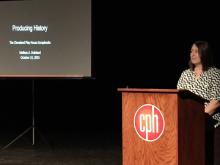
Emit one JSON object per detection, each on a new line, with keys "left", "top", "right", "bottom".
{"left": 0, "top": 1, "right": 220, "bottom": 135}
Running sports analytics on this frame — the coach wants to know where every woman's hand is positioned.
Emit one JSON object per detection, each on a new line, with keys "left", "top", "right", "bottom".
{"left": 205, "top": 100, "right": 220, "bottom": 115}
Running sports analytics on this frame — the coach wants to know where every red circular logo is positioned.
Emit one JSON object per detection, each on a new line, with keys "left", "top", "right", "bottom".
{"left": 134, "top": 104, "right": 165, "bottom": 142}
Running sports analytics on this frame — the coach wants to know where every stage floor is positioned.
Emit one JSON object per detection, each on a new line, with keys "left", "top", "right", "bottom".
{"left": 0, "top": 129, "right": 121, "bottom": 165}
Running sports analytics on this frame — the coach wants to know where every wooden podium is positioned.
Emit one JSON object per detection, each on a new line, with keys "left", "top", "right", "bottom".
{"left": 118, "top": 88, "right": 206, "bottom": 165}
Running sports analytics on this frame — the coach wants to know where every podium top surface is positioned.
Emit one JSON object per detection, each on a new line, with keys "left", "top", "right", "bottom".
{"left": 117, "top": 88, "right": 179, "bottom": 93}
{"left": 117, "top": 88, "right": 208, "bottom": 102}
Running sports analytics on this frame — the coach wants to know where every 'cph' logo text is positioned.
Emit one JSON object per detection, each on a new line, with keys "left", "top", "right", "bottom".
{"left": 134, "top": 104, "right": 165, "bottom": 142}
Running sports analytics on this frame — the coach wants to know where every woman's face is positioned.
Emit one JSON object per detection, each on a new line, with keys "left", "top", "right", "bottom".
{"left": 190, "top": 44, "right": 201, "bottom": 66}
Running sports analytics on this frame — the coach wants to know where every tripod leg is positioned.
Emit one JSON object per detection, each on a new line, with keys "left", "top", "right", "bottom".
{"left": 35, "top": 128, "right": 51, "bottom": 148}
{"left": 1, "top": 127, "right": 32, "bottom": 150}
{"left": 32, "top": 126, "right": 35, "bottom": 145}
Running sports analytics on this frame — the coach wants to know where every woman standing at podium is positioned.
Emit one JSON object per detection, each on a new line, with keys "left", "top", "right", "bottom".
{"left": 177, "top": 40, "right": 220, "bottom": 165}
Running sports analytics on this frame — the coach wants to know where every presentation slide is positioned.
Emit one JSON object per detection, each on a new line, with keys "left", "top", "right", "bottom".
{"left": 0, "top": 0, "right": 91, "bottom": 77}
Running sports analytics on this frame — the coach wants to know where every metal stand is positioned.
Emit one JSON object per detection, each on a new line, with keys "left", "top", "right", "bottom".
{"left": 1, "top": 80, "right": 36, "bottom": 150}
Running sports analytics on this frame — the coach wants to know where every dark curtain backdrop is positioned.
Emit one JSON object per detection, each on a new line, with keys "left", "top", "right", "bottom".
{"left": 0, "top": 1, "right": 220, "bottom": 135}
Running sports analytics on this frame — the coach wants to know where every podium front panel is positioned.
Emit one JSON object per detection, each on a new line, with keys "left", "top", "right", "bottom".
{"left": 122, "top": 92, "right": 178, "bottom": 165}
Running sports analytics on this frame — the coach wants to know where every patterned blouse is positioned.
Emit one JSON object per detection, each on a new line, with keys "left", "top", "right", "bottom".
{"left": 177, "top": 67, "right": 220, "bottom": 128}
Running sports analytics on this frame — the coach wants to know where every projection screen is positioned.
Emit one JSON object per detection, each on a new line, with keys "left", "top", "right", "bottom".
{"left": 0, "top": 0, "right": 91, "bottom": 77}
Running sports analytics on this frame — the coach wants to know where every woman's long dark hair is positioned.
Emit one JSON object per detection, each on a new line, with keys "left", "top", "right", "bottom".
{"left": 189, "top": 40, "right": 214, "bottom": 71}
